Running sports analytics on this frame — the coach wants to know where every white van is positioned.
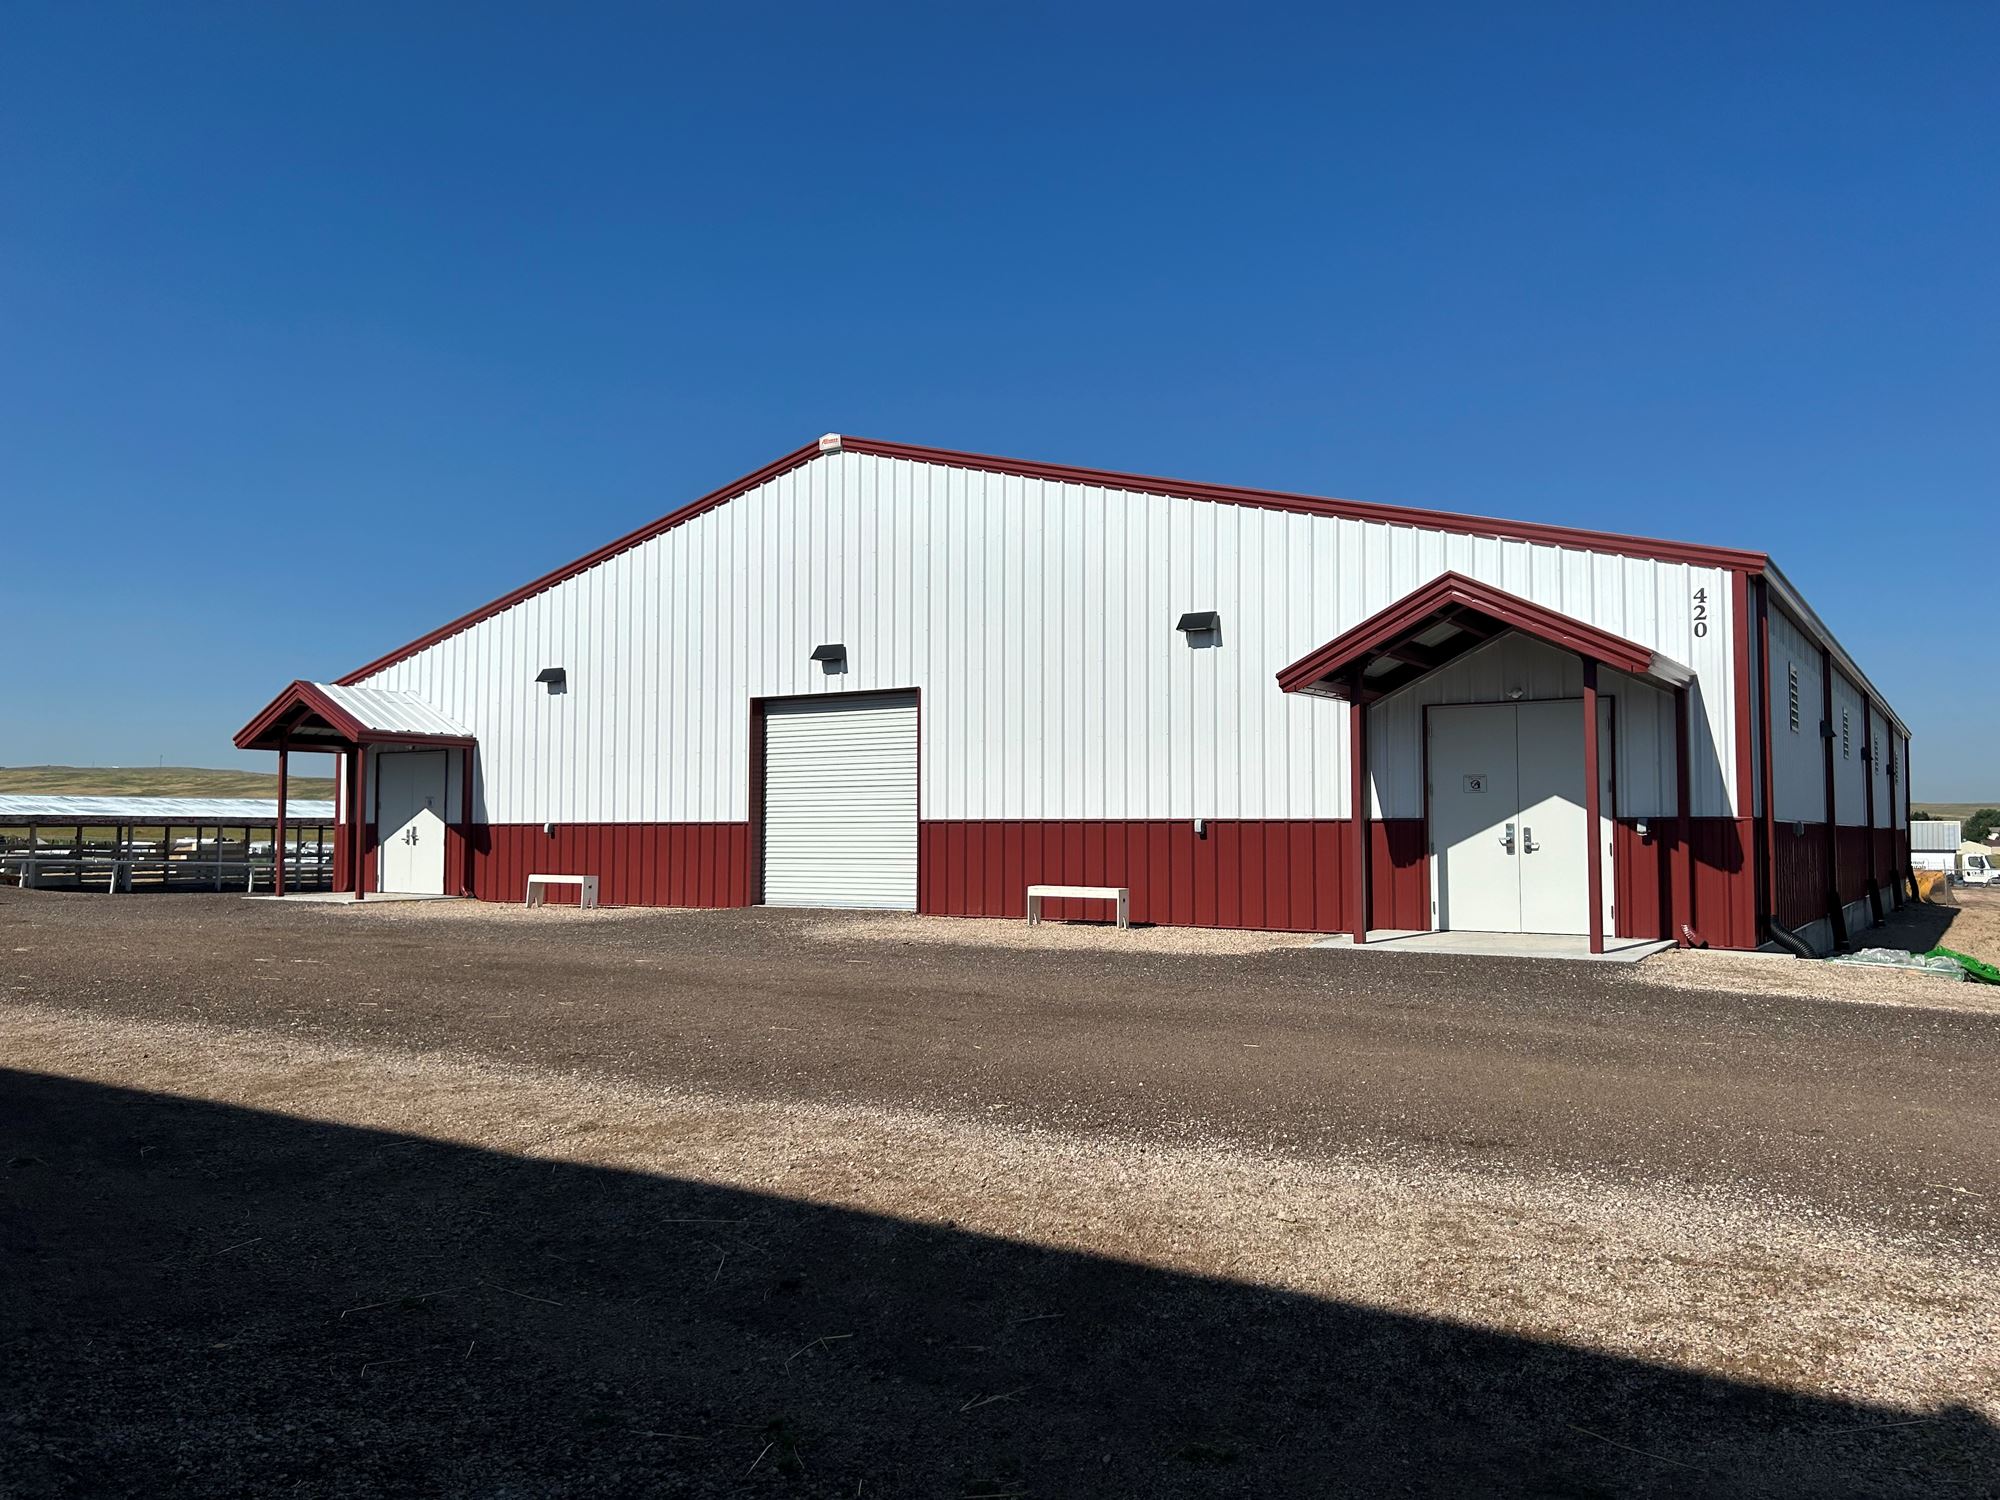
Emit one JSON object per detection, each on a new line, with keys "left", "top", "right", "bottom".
{"left": 1961, "top": 850, "right": 2000, "bottom": 887}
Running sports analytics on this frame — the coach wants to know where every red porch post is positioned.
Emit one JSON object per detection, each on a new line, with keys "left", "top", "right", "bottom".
{"left": 274, "top": 738, "right": 289, "bottom": 898}
{"left": 352, "top": 746, "right": 368, "bottom": 901}
{"left": 1349, "top": 688, "right": 1370, "bottom": 943}
{"left": 1673, "top": 686, "right": 1693, "bottom": 945}
{"left": 460, "top": 744, "right": 475, "bottom": 898}
{"left": 1583, "top": 659, "right": 1604, "bottom": 955}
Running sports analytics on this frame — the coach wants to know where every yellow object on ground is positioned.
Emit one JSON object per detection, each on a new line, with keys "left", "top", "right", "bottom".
{"left": 1915, "top": 869, "right": 1952, "bottom": 902}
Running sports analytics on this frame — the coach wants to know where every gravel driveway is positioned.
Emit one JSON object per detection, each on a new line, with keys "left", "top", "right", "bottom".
{"left": 3, "top": 888, "right": 1997, "bottom": 1496}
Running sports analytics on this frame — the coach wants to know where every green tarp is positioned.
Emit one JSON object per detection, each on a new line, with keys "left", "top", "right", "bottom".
{"left": 1925, "top": 946, "right": 2000, "bottom": 985}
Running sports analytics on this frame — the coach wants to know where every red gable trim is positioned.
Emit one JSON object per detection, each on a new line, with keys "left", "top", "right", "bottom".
{"left": 1275, "top": 571, "right": 1661, "bottom": 697}
{"left": 335, "top": 440, "right": 827, "bottom": 686}
{"left": 337, "top": 435, "right": 1768, "bottom": 687}
{"left": 235, "top": 680, "right": 370, "bottom": 749}
{"left": 841, "top": 438, "right": 1768, "bottom": 574}
{"left": 234, "top": 680, "right": 477, "bottom": 750}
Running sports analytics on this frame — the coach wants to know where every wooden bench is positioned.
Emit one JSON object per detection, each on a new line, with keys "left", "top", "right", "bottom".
{"left": 1026, "top": 884, "right": 1130, "bottom": 929}
{"left": 525, "top": 873, "right": 601, "bottom": 909}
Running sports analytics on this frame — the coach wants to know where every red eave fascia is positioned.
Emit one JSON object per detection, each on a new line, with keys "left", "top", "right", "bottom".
{"left": 839, "top": 438, "right": 1770, "bottom": 573}
{"left": 1275, "top": 571, "right": 1659, "bottom": 695}
{"left": 335, "top": 433, "right": 1770, "bottom": 687}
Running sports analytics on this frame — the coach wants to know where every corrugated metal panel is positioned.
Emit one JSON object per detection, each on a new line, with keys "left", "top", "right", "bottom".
{"left": 1766, "top": 607, "right": 1826, "bottom": 824}
{"left": 358, "top": 450, "right": 1744, "bottom": 826}
{"left": 1828, "top": 668, "right": 1868, "bottom": 827}
{"left": 761, "top": 695, "right": 917, "bottom": 910}
{"left": 1912, "top": 821, "right": 1963, "bottom": 852}
{"left": 1870, "top": 717, "right": 1895, "bottom": 830}
{"left": 0, "top": 795, "right": 336, "bottom": 822}
{"left": 316, "top": 682, "right": 471, "bottom": 739}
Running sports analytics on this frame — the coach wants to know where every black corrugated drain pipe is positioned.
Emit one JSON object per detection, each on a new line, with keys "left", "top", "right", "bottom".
{"left": 1766, "top": 919, "right": 1817, "bottom": 960}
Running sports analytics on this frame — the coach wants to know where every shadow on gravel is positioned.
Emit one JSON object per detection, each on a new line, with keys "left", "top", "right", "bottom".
{"left": 1870, "top": 896, "right": 1964, "bottom": 954}
{"left": 3, "top": 1068, "right": 1992, "bottom": 1498}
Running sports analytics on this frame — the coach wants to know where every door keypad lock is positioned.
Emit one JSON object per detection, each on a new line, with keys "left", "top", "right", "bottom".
{"left": 1501, "top": 821, "right": 1515, "bottom": 853}
{"left": 1521, "top": 826, "right": 1540, "bottom": 854}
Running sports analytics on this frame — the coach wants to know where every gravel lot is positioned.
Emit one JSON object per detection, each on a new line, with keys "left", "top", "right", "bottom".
{"left": 4, "top": 887, "right": 1998, "bottom": 1496}
{"left": 1636, "top": 888, "right": 2000, "bottom": 1014}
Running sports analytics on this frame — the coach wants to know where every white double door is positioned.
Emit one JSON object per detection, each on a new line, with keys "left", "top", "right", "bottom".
{"left": 375, "top": 749, "right": 448, "bottom": 895}
{"left": 1428, "top": 701, "right": 1612, "bottom": 936}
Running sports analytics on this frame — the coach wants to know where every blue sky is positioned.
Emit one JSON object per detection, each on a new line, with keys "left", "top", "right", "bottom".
{"left": 2, "top": 3, "right": 1994, "bottom": 796}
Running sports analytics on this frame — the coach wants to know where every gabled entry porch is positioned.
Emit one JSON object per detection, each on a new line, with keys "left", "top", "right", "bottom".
{"left": 234, "top": 681, "right": 477, "bottom": 900}
{"left": 1278, "top": 572, "right": 1697, "bottom": 955}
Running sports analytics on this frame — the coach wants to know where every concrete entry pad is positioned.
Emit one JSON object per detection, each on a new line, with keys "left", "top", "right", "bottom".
{"left": 1316, "top": 930, "right": 1674, "bottom": 963}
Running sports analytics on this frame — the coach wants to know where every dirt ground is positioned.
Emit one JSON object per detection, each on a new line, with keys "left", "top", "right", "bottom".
{"left": 4, "top": 888, "right": 1998, "bottom": 1496}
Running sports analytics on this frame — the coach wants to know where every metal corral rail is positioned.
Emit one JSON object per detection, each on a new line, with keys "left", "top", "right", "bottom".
{"left": 0, "top": 794, "right": 338, "bottom": 895}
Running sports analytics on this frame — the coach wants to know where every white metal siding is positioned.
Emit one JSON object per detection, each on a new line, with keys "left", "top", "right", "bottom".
{"left": 761, "top": 695, "right": 917, "bottom": 910}
{"left": 1871, "top": 717, "right": 1893, "bottom": 829}
{"left": 1767, "top": 607, "right": 1828, "bottom": 824}
{"left": 1829, "top": 669, "right": 1868, "bottom": 827}
{"left": 1912, "top": 821, "right": 1962, "bottom": 853}
{"left": 360, "top": 450, "right": 1746, "bottom": 826}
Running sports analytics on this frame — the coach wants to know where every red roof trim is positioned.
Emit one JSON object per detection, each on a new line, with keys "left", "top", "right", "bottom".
{"left": 335, "top": 440, "right": 827, "bottom": 686}
{"left": 1275, "top": 571, "right": 1659, "bottom": 697}
{"left": 839, "top": 438, "right": 1767, "bottom": 572}
{"left": 337, "top": 435, "right": 1768, "bottom": 686}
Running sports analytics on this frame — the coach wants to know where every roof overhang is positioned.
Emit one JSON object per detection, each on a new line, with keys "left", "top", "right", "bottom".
{"left": 1276, "top": 572, "right": 1695, "bottom": 703}
{"left": 234, "top": 680, "right": 476, "bottom": 752}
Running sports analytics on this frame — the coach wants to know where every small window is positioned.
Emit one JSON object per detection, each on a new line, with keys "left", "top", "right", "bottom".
{"left": 1787, "top": 663, "right": 1800, "bottom": 732}
{"left": 1842, "top": 708, "right": 1851, "bottom": 759}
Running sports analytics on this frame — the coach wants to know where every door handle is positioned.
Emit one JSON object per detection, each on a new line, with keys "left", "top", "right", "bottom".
{"left": 1522, "top": 826, "right": 1539, "bottom": 854}
{"left": 1501, "top": 821, "right": 1515, "bottom": 853}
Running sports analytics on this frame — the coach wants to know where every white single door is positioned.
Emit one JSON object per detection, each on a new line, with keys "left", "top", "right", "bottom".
{"left": 375, "top": 749, "right": 447, "bottom": 895}
{"left": 762, "top": 694, "right": 918, "bottom": 910}
{"left": 1516, "top": 701, "right": 1592, "bottom": 935}
{"left": 1428, "top": 703, "right": 1522, "bottom": 932}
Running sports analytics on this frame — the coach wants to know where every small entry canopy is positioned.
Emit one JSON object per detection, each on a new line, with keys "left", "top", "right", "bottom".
{"left": 1275, "top": 571, "right": 1694, "bottom": 701}
{"left": 234, "top": 681, "right": 474, "bottom": 752}
{"left": 233, "top": 681, "right": 474, "bottom": 901}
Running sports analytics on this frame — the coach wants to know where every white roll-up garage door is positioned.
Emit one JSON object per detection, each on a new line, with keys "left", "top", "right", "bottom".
{"left": 761, "top": 693, "right": 919, "bottom": 910}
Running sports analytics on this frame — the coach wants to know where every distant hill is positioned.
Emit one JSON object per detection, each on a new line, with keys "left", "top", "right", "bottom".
{"left": 1915, "top": 804, "right": 2000, "bottom": 822}
{"left": 0, "top": 765, "right": 337, "bottom": 800}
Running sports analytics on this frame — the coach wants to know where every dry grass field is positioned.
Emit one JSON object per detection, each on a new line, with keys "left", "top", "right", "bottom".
{"left": 0, "top": 763, "right": 337, "bottom": 800}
